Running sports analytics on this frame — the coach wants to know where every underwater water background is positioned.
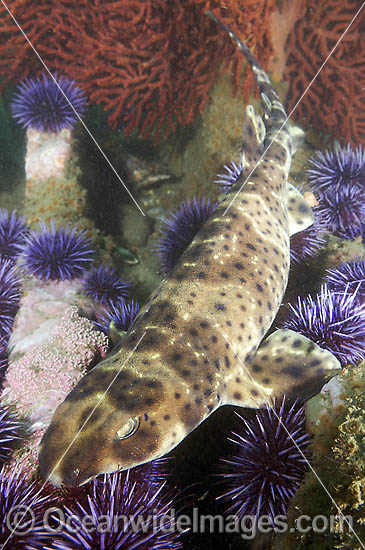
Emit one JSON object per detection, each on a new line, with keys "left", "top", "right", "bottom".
{"left": 0, "top": 1, "right": 364, "bottom": 549}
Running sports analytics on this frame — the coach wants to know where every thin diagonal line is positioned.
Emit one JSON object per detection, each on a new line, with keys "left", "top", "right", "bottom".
{"left": 218, "top": 330, "right": 364, "bottom": 547}
{"left": 2, "top": 332, "right": 146, "bottom": 549}
{"left": 0, "top": 0, "right": 145, "bottom": 217}
{"left": 222, "top": 2, "right": 364, "bottom": 216}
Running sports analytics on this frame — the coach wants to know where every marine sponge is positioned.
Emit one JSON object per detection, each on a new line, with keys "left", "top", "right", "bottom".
{"left": 83, "top": 265, "right": 131, "bottom": 307}
{"left": 11, "top": 73, "right": 87, "bottom": 133}
{"left": 155, "top": 197, "right": 217, "bottom": 274}
{"left": 284, "top": 285, "right": 365, "bottom": 366}
{"left": 0, "top": 210, "right": 28, "bottom": 262}
{"left": 21, "top": 222, "right": 93, "bottom": 281}
{"left": 218, "top": 398, "right": 311, "bottom": 523}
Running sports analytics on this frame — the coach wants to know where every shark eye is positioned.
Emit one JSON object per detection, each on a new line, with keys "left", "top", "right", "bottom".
{"left": 116, "top": 417, "right": 140, "bottom": 440}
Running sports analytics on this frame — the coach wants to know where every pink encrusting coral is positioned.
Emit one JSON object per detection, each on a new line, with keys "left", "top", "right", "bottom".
{"left": 2, "top": 306, "right": 108, "bottom": 432}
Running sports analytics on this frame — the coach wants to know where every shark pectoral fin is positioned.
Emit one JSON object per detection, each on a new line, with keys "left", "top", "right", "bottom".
{"left": 286, "top": 183, "right": 314, "bottom": 235}
{"left": 241, "top": 105, "right": 265, "bottom": 169}
{"left": 251, "top": 329, "right": 341, "bottom": 402}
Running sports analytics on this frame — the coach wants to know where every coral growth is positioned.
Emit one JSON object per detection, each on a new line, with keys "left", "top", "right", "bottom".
{"left": 278, "top": 363, "right": 365, "bottom": 550}
{"left": 0, "top": 0, "right": 276, "bottom": 139}
{"left": 11, "top": 73, "right": 87, "bottom": 133}
{"left": 3, "top": 306, "right": 108, "bottom": 432}
{"left": 284, "top": 0, "right": 365, "bottom": 144}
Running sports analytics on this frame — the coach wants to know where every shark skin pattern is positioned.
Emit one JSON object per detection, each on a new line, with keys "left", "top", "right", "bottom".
{"left": 38, "top": 15, "right": 341, "bottom": 487}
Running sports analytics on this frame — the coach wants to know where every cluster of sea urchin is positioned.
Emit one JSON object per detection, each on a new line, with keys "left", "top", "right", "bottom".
{"left": 307, "top": 144, "right": 365, "bottom": 240}
{"left": 324, "top": 259, "right": 365, "bottom": 302}
{"left": 83, "top": 264, "right": 131, "bottom": 307}
{"left": 155, "top": 197, "right": 217, "bottom": 274}
{"left": 0, "top": 210, "right": 28, "bottom": 262}
{"left": 0, "top": 465, "right": 55, "bottom": 549}
{"left": 21, "top": 222, "right": 93, "bottom": 281}
{"left": 0, "top": 259, "right": 21, "bottom": 340}
{"left": 49, "top": 466, "right": 184, "bottom": 550}
{"left": 284, "top": 284, "right": 365, "bottom": 366}
{"left": 0, "top": 405, "right": 21, "bottom": 464}
{"left": 95, "top": 299, "right": 140, "bottom": 336}
{"left": 11, "top": 73, "right": 87, "bottom": 134}
{"left": 218, "top": 398, "right": 311, "bottom": 524}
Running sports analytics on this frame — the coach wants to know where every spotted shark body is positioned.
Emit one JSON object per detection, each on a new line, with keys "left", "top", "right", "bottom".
{"left": 39, "top": 15, "right": 340, "bottom": 487}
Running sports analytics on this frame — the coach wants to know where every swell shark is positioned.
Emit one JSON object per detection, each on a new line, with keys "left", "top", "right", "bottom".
{"left": 38, "top": 12, "right": 340, "bottom": 487}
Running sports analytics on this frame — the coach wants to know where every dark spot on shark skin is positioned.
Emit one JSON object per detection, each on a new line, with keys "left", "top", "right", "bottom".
{"left": 233, "top": 391, "right": 242, "bottom": 400}
{"left": 292, "top": 339, "right": 302, "bottom": 348}
{"left": 283, "top": 364, "right": 304, "bottom": 378}
{"left": 78, "top": 407, "right": 101, "bottom": 428}
{"left": 310, "top": 359, "right": 321, "bottom": 367}
{"left": 252, "top": 364, "right": 262, "bottom": 372}
{"left": 251, "top": 389, "right": 259, "bottom": 397}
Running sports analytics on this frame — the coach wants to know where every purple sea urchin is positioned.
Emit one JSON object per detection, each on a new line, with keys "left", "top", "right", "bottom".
{"left": 11, "top": 73, "right": 87, "bottom": 133}
{"left": 218, "top": 398, "right": 310, "bottom": 523}
{"left": 307, "top": 144, "right": 365, "bottom": 193}
{"left": 83, "top": 265, "right": 131, "bottom": 307}
{"left": 21, "top": 222, "right": 93, "bottom": 281}
{"left": 155, "top": 197, "right": 217, "bottom": 274}
{"left": 325, "top": 259, "right": 365, "bottom": 301}
{"left": 284, "top": 285, "right": 365, "bottom": 366}
{"left": 0, "top": 465, "right": 54, "bottom": 549}
{"left": 290, "top": 208, "right": 329, "bottom": 265}
{"left": 215, "top": 161, "right": 242, "bottom": 193}
{"left": 0, "top": 338, "right": 8, "bottom": 383}
{"left": 0, "top": 259, "right": 20, "bottom": 340}
{"left": 49, "top": 468, "right": 184, "bottom": 550}
{"left": 0, "top": 210, "right": 28, "bottom": 262}
{"left": 96, "top": 299, "right": 140, "bottom": 335}
{"left": 315, "top": 186, "right": 365, "bottom": 240}
{"left": 0, "top": 405, "right": 21, "bottom": 464}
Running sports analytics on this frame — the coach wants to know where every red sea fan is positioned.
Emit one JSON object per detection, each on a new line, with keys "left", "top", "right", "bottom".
{"left": 284, "top": 0, "right": 365, "bottom": 145}
{"left": 0, "top": 0, "right": 276, "bottom": 139}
